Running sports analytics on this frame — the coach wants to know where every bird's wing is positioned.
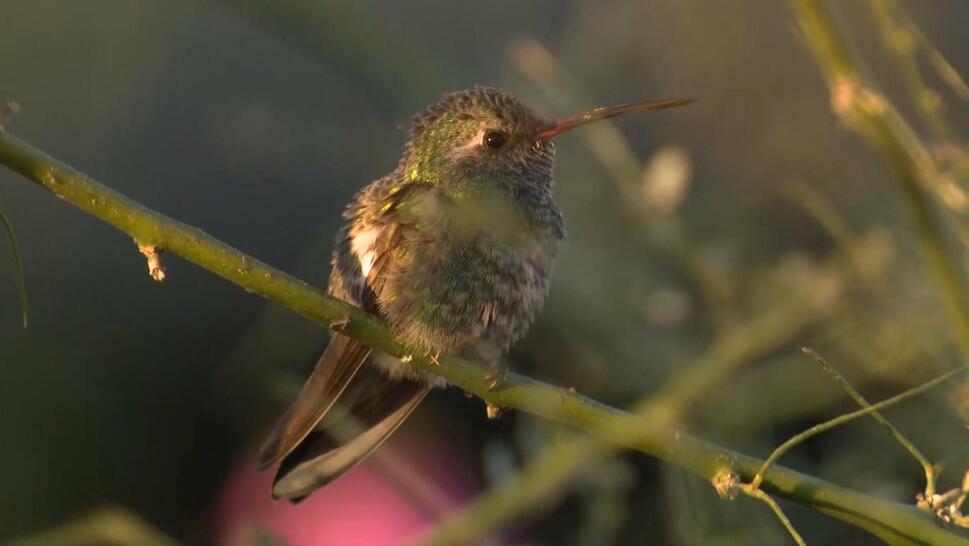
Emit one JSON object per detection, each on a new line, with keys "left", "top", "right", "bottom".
{"left": 257, "top": 179, "right": 426, "bottom": 472}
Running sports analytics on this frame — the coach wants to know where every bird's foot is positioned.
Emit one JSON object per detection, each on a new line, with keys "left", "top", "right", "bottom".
{"left": 485, "top": 360, "right": 507, "bottom": 391}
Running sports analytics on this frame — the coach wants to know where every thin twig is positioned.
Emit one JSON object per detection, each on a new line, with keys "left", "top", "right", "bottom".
{"left": 802, "top": 348, "right": 936, "bottom": 496}
{"left": 936, "top": 446, "right": 969, "bottom": 478}
{"left": 741, "top": 484, "right": 807, "bottom": 546}
{"left": 750, "top": 364, "right": 967, "bottom": 491}
{"left": 783, "top": 181, "right": 859, "bottom": 256}
{"left": 0, "top": 204, "right": 28, "bottom": 327}
{"left": 868, "top": 0, "right": 955, "bottom": 140}
{"left": 954, "top": 471, "right": 969, "bottom": 519}
{"left": 781, "top": 180, "right": 884, "bottom": 286}
{"left": 902, "top": 11, "right": 969, "bottom": 101}
{"left": 714, "top": 470, "right": 806, "bottom": 545}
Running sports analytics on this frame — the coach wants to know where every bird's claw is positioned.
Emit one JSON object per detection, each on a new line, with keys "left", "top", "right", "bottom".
{"left": 485, "top": 360, "right": 507, "bottom": 391}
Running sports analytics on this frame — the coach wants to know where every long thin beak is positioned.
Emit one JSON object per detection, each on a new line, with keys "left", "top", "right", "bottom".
{"left": 535, "top": 97, "right": 695, "bottom": 140}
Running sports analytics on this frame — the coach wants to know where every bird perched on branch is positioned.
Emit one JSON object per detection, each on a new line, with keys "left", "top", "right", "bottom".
{"left": 258, "top": 86, "right": 692, "bottom": 501}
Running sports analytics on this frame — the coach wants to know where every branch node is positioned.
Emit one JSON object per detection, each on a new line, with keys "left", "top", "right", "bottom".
{"left": 329, "top": 317, "right": 350, "bottom": 330}
{"left": 831, "top": 76, "right": 862, "bottom": 116}
{"left": 919, "top": 469, "right": 969, "bottom": 528}
{"left": 136, "top": 241, "right": 166, "bottom": 282}
{"left": 712, "top": 468, "right": 740, "bottom": 500}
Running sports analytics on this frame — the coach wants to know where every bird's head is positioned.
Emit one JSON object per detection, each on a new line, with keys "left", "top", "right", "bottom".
{"left": 399, "top": 86, "right": 692, "bottom": 191}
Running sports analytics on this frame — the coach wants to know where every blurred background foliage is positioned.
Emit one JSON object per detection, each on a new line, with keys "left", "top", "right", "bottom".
{"left": 1, "top": 0, "right": 968, "bottom": 544}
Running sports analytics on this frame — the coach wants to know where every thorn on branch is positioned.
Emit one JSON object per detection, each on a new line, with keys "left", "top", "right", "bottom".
{"left": 485, "top": 402, "right": 503, "bottom": 420}
{"left": 0, "top": 101, "right": 20, "bottom": 132}
{"left": 136, "top": 241, "right": 166, "bottom": 282}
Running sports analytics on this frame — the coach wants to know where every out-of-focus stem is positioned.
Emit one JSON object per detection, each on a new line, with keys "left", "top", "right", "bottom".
{"left": 5, "top": 508, "right": 180, "bottom": 546}
{"left": 794, "top": 0, "right": 969, "bottom": 360}
{"left": 509, "top": 40, "right": 736, "bottom": 330}
{"left": 868, "top": 0, "right": 955, "bottom": 140}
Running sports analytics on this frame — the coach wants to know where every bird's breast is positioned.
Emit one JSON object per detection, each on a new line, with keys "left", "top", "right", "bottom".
{"left": 376, "top": 210, "right": 559, "bottom": 357}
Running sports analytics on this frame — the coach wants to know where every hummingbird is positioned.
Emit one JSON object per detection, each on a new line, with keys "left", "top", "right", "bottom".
{"left": 257, "top": 87, "right": 692, "bottom": 501}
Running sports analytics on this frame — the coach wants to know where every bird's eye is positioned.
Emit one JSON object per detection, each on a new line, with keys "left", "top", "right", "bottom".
{"left": 483, "top": 131, "right": 507, "bottom": 149}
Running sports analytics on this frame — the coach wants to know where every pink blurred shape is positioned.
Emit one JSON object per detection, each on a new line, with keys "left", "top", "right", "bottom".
{"left": 209, "top": 433, "right": 475, "bottom": 546}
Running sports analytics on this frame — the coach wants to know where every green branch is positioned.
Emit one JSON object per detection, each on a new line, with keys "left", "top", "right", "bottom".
{"left": 2, "top": 130, "right": 967, "bottom": 545}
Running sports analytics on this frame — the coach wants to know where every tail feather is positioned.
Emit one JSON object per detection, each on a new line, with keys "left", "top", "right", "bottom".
{"left": 271, "top": 366, "right": 430, "bottom": 501}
